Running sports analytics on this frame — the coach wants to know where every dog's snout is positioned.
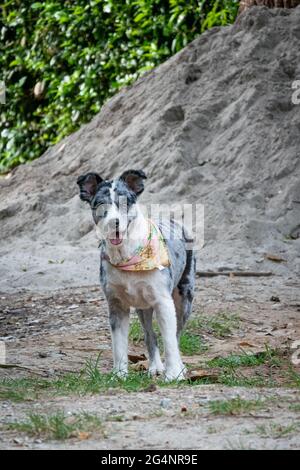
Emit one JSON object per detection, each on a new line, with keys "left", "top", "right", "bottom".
{"left": 108, "top": 218, "right": 120, "bottom": 231}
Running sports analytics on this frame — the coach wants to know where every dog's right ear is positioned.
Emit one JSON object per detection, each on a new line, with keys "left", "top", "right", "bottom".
{"left": 76, "top": 172, "right": 103, "bottom": 203}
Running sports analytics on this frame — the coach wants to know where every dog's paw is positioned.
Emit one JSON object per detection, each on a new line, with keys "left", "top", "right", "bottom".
{"left": 114, "top": 369, "right": 128, "bottom": 380}
{"left": 148, "top": 364, "right": 165, "bottom": 377}
{"left": 164, "top": 365, "right": 186, "bottom": 382}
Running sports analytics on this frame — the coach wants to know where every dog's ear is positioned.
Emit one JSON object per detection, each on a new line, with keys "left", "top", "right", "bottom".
{"left": 119, "top": 169, "right": 147, "bottom": 196}
{"left": 76, "top": 172, "right": 103, "bottom": 203}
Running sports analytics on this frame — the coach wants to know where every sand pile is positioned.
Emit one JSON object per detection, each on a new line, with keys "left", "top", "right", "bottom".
{"left": 0, "top": 6, "right": 299, "bottom": 293}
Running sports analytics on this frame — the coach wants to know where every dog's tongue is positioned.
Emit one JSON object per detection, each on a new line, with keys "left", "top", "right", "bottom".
{"left": 109, "top": 236, "right": 122, "bottom": 246}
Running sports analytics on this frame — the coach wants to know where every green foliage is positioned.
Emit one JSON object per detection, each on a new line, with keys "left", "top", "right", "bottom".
{"left": 0, "top": 0, "right": 239, "bottom": 172}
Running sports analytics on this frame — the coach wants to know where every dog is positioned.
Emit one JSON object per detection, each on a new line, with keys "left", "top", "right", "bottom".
{"left": 77, "top": 169, "right": 195, "bottom": 381}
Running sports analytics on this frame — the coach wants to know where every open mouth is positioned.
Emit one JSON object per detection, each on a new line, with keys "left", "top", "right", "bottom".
{"left": 109, "top": 232, "right": 123, "bottom": 245}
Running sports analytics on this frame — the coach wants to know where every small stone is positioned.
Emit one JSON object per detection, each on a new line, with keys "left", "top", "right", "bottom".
{"left": 13, "top": 438, "right": 23, "bottom": 445}
{"left": 160, "top": 398, "right": 172, "bottom": 409}
{"left": 38, "top": 352, "right": 48, "bottom": 358}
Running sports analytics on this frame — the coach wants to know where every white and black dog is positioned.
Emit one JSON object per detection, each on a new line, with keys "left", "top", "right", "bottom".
{"left": 77, "top": 169, "right": 195, "bottom": 381}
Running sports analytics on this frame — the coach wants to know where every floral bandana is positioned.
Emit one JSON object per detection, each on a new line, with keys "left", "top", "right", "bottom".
{"left": 105, "top": 220, "right": 170, "bottom": 271}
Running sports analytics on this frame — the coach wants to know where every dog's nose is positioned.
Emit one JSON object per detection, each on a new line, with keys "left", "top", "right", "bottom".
{"left": 107, "top": 218, "right": 120, "bottom": 231}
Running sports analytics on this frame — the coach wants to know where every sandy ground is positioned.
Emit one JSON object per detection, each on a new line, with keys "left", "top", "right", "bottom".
{"left": 1, "top": 7, "right": 300, "bottom": 296}
{"left": 1, "top": 275, "right": 299, "bottom": 450}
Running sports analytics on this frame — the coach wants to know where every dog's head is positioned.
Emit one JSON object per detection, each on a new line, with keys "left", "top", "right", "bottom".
{"left": 77, "top": 169, "right": 147, "bottom": 246}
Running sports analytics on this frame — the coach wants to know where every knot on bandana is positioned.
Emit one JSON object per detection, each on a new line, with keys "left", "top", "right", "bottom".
{"left": 104, "top": 220, "right": 170, "bottom": 271}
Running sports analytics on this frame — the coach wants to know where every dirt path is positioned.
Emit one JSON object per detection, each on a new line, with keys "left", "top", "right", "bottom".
{"left": 0, "top": 276, "right": 300, "bottom": 449}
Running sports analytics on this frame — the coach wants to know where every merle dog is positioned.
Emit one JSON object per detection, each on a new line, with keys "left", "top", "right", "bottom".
{"left": 77, "top": 169, "right": 195, "bottom": 381}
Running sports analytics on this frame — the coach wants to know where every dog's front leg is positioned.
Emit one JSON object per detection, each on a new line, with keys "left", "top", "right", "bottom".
{"left": 108, "top": 302, "right": 130, "bottom": 378}
{"left": 155, "top": 297, "right": 186, "bottom": 382}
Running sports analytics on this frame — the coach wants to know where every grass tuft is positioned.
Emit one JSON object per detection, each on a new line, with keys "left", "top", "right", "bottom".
{"left": 255, "top": 422, "right": 300, "bottom": 439}
{"left": 208, "top": 346, "right": 282, "bottom": 369}
{"left": 209, "top": 396, "right": 264, "bottom": 416}
{"left": 7, "top": 411, "right": 103, "bottom": 440}
{"left": 129, "top": 315, "right": 207, "bottom": 355}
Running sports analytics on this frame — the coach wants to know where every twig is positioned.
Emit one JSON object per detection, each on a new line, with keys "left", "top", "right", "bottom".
{"left": 0, "top": 363, "right": 47, "bottom": 376}
{"left": 196, "top": 271, "right": 273, "bottom": 278}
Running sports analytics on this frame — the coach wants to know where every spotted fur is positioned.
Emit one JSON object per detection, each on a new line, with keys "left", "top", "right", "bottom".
{"left": 77, "top": 169, "right": 195, "bottom": 381}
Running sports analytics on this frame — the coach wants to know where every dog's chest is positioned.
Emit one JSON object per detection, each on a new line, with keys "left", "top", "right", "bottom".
{"left": 105, "top": 268, "right": 163, "bottom": 309}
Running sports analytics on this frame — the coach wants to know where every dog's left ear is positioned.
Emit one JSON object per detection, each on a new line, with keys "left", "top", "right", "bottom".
{"left": 119, "top": 169, "right": 147, "bottom": 196}
{"left": 77, "top": 172, "right": 103, "bottom": 203}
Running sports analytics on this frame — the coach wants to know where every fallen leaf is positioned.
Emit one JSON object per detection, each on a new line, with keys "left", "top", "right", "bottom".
{"left": 131, "top": 360, "right": 148, "bottom": 371}
{"left": 187, "top": 369, "right": 219, "bottom": 382}
{"left": 265, "top": 253, "right": 286, "bottom": 263}
{"left": 128, "top": 353, "right": 147, "bottom": 363}
{"left": 239, "top": 341, "right": 255, "bottom": 348}
{"left": 70, "top": 431, "right": 91, "bottom": 440}
{"left": 78, "top": 431, "right": 91, "bottom": 440}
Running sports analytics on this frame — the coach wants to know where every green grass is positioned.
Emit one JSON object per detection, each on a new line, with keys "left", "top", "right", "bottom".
{"left": 52, "top": 354, "right": 164, "bottom": 394}
{"left": 217, "top": 372, "right": 276, "bottom": 388}
{"left": 129, "top": 317, "right": 145, "bottom": 344}
{"left": 285, "top": 368, "right": 300, "bottom": 388}
{"left": 129, "top": 315, "right": 206, "bottom": 355}
{"left": 128, "top": 310, "right": 240, "bottom": 355}
{"left": 208, "top": 346, "right": 282, "bottom": 369}
{"left": 255, "top": 422, "right": 300, "bottom": 439}
{"left": 1, "top": 346, "right": 299, "bottom": 404}
{"left": 209, "top": 396, "right": 265, "bottom": 416}
{"left": 0, "top": 377, "right": 52, "bottom": 402}
{"left": 179, "top": 331, "right": 207, "bottom": 355}
{"left": 289, "top": 403, "right": 300, "bottom": 412}
{"left": 195, "top": 311, "right": 240, "bottom": 338}
{"left": 6, "top": 411, "right": 103, "bottom": 440}
{"left": 204, "top": 347, "right": 294, "bottom": 389}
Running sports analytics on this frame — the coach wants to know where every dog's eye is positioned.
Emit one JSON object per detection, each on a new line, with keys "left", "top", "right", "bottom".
{"left": 94, "top": 205, "right": 108, "bottom": 219}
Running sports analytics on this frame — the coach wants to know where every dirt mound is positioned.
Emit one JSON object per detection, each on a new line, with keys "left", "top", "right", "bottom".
{"left": 1, "top": 6, "right": 300, "bottom": 293}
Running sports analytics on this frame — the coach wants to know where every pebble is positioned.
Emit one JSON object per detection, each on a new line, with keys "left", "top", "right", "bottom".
{"left": 160, "top": 398, "right": 172, "bottom": 409}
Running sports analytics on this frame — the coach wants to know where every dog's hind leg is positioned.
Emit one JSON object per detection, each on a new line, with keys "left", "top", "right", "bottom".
{"left": 173, "top": 249, "right": 196, "bottom": 339}
{"left": 137, "top": 308, "right": 164, "bottom": 376}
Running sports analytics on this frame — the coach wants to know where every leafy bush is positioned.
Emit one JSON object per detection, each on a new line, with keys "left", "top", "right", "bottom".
{"left": 0, "top": 0, "right": 239, "bottom": 172}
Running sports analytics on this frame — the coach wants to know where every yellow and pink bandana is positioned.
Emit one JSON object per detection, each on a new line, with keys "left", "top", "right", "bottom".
{"left": 108, "top": 220, "right": 170, "bottom": 271}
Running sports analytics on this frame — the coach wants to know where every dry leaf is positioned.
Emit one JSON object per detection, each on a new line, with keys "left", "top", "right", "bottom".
{"left": 265, "top": 253, "right": 286, "bottom": 263}
{"left": 70, "top": 431, "right": 91, "bottom": 440}
{"left": 131, "top": 360, "right": 148, "bottom": 371}
{"left": 187, "top": 369, "right": 219, "bottom": 382}
{"left": 128, "top": 353, "right": 147, "bottom": 363}
{"left": 239, "top": 341, "right": 255, "bottom": 348}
